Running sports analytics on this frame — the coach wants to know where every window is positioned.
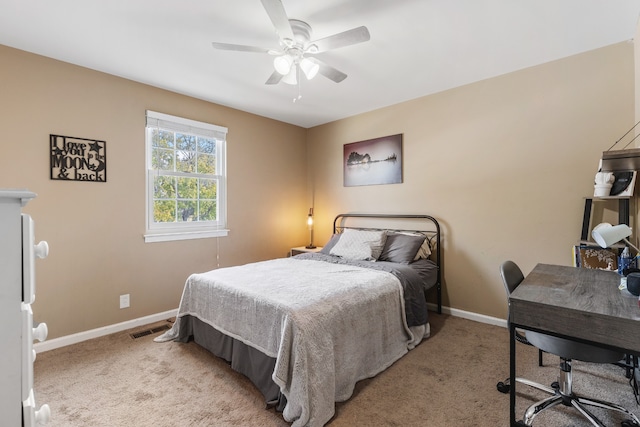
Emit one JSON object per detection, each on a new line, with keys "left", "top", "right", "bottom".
{"left": 144, "top": 110, "right": 228, "bottom": 243}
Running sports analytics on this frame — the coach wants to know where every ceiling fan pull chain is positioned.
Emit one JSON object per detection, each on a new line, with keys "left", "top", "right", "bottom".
{"left": 293, "top": 66, "right": 302, "bottom": 102}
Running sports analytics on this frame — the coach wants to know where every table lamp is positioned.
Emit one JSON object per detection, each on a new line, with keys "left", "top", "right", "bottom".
{"left": 305, "top": 208, "right": 316, "bottom": 249}
{"left": 591, "top": 222, "right": 640, "bottom": 254}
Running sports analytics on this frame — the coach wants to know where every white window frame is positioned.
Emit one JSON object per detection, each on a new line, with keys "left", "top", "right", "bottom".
{"left": 144, "top": 110, "right": 228, "bottom": 243}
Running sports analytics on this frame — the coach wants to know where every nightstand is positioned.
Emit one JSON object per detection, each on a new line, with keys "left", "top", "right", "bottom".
{"left": 290, "top": 246, "right": 323, "bottom": 256}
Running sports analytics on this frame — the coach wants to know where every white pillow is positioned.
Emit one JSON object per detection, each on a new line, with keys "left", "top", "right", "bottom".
{"left": 330, "top": 229, "right": 388, "bottom": 261}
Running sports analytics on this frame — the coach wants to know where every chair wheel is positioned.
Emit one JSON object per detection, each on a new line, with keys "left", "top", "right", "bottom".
{"left": 496, "top": 380, "right": 511, "bottom": 393}
{"left": 551, "top": 381, "right": 559, "bottom": 390}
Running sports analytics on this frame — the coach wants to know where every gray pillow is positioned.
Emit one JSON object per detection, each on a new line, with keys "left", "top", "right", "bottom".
{"left": 396, "top": 231, "right": 432, "bottom": 259}
{"left": 320, "top": 234, "right": 341, "bottom": 254}
{"left": 379, "top": 233, "right": 426, "bottom": 264}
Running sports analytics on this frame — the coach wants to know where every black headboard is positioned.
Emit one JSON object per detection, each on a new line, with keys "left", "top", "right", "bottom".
{"left": 332, "top": 213, "right": 442, "bottom": 313}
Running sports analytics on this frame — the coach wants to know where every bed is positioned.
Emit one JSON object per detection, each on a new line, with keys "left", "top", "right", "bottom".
{"left": 156, "top": 213, "right": 442, "bottom": 427}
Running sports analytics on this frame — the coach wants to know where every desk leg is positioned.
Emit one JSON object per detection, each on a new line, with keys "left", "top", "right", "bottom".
{"left": 510, "top": 322, "right": 517, "bottom": 426}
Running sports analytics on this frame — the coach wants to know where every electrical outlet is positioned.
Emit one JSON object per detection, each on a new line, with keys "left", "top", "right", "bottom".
{"left": 119, "top": 294, "right": 130, "bottom": 309}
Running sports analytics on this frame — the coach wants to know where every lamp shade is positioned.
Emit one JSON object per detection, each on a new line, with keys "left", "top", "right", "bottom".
{"left": 281, "top": 67, "right": 297, "bottom": 85}
{"left": 300, "top": 58, "right": 319, "bottom": 80}
{"left": 274, "top": 55, "right": 293, "bottom": 75}
{"left": 592, "top": 223, "right": 632, "bottom": 248}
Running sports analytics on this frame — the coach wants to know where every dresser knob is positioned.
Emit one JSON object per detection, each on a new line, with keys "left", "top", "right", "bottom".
{"left": 35, "top": 403, "right": 51, "bottom": 424}
{"left": 33, "top": 322, "right": 48, "bottom": 342}
{"left": 34, "top": 241, "right": 49, "bottom": 259}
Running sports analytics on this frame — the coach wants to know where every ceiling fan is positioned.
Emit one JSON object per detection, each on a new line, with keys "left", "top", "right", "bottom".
{"left": 212, "top": 0, "right": 370, "bottom": 86}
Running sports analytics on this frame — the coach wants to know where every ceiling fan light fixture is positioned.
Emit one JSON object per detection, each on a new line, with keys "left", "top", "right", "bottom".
{"left": 300, "top": 58, "right": 319, "bottom": 80}
{"left": 281, "top": 67, "right": 297, "bottom": 85}
{"left": 274, "top": 55, "right": 293, "bottom": 75}
{"left": 211, "top": 2, "right": 371, "bottom": 86}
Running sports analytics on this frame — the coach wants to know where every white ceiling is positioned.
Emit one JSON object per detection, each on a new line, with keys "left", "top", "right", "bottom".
{"left": 1, "top": 1, "right": 639, "bottom": 128}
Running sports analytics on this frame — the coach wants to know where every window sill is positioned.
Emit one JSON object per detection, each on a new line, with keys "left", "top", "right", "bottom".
{"left": 144, "top": 228, "right": 229, "bottom": 243}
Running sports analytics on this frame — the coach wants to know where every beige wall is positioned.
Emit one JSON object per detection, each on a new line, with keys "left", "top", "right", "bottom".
{"left": 1, "top": 40, "right": 634, "bottom": 339}
{"left": 306, "top": 42, "right": 635, "bottom": 319}
{"left": 0, "top": 45, "right": 308, "bottom": 339}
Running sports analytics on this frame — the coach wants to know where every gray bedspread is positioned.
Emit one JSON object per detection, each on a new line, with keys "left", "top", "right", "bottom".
{"left": 156, "top": 256, "right": 429, "bottom": 427}
{"left": 293, "top": 252, "right": 430, "bottom": 327}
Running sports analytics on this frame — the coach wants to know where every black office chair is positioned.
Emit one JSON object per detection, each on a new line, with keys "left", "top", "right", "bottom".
{"left": 502, "top": 261, "right": 544, "bottom": 365}
{"left": 496, "top": 260, "right": 552, "bottom": 395}
{"left": 499, "top": 260, "right": 640, "bottom": 426}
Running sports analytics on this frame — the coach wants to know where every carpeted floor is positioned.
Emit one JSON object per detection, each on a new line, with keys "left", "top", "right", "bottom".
{"left": 34, "top": 313, "right": 640, "bottom": 426}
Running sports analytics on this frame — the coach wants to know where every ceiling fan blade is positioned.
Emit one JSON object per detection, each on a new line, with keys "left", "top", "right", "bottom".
{"left": 313, "top": 59, "right": 347, "bottom": 83}
{"left": 260, "top": 0, "right": 294, "bottom": 41}
{"left": 265, "top": 70, "right": 284, "bottom": 85}
{"left": 311, "top": 26, "right": 370, "bottom": 53}
{"left": 212, "top": 42, "right": 273, "bottom": 54}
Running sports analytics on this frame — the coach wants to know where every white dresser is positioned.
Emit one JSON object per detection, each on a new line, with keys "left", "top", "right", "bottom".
{"left": 0, "top": 190, "right": 51, "bottom": 426}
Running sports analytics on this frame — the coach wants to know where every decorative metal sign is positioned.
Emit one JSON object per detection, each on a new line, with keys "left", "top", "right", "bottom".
{"left": 50, "top": 134, "right": 107, "bottom": 182}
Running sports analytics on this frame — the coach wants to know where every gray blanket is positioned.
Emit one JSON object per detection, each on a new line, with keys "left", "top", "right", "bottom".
{"left": 294, "top": 252, "right": 430, "bottom": 327}
{"left": 156, "top": 257, "right": 428, "bottom": 427}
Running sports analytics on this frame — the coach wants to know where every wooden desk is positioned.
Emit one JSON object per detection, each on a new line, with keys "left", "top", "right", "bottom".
{"left": 508, "top": 263, "right": 640, "bottom": 426}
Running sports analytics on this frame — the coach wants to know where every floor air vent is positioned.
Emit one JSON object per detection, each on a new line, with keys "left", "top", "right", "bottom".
{"left": 130, "top": 323, "right": 171, "bottom": 339}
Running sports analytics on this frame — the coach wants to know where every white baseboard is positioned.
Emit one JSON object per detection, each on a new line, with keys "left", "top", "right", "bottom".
{"left": 34, "top": 309, "right": 178, "bottom": 353}
{"left": 34, "top": 305, "right": 506, "bottom": 353}
{"left": 427, "top": 302, "right": 507, "bottom": 328}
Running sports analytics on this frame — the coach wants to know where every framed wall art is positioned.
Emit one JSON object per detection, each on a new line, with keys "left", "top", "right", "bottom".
{"left": 50, "top": 134, "right": 107, "bottom": 182}
{"left": 343, "top": 134, "right": 402, "bottom": 187}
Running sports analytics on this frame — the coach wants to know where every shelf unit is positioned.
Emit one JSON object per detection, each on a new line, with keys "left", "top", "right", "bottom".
{"left": 580, "top": 197, "right": 630, "bottom": 242}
